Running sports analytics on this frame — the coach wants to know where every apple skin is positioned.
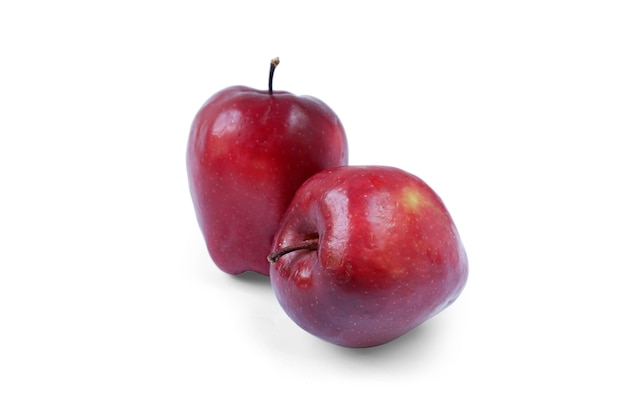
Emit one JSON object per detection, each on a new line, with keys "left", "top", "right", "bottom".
{"left": 268, "top": 166, "right": 468, "bottom": 348}
{"left": 187, "top": 85, "right": 348, "bottom": 276}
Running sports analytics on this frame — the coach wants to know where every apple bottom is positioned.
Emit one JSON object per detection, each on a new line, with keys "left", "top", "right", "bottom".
{"left": 270, "top": 252, "right": 465, "bottom": 348}
{"left": 196, "top": 182, "right": 284, "bottom": 276}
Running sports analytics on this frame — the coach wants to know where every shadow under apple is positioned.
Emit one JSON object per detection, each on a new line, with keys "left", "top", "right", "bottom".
{"left": 324, "top": 316, "right": 448, "bottom": 365}
{"left": 229, "top": 270, "right": 272, "bottom": 289}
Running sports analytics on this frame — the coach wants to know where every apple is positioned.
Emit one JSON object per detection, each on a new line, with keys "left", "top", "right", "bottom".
{"left": 267, "top": 165, "right": 468, "bottom": 348}
{"left": 187, "top": 58, "right": 348, "bottom": 276}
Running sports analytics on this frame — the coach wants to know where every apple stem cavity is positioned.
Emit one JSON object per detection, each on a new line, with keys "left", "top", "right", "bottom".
{"left": 267, "top": 238, "right": 318, "bottom": 264}
{"left": 269, "top": 57, "right": 280, "bottom": 95}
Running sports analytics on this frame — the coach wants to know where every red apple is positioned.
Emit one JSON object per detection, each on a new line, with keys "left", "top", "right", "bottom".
{"left": 267, "top": 166, "right": 468, "bottom": 348}
{"left": 187, "top": 58, "right": 348, "bottom": 276}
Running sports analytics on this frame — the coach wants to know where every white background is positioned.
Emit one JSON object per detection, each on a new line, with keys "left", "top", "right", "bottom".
{"left": 1, "top": 1, "right": 625, "bottom": 415}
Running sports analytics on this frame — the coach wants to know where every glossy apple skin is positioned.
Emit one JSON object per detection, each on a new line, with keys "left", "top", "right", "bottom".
{"left": 269, "top": 166, "right": 468, "bottom": 348}
{"left": 187, "top": 86, "right": 348, "bottom": 276}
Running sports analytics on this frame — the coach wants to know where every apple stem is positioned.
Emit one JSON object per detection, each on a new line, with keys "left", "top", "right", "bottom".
{"left": 267, "top": 238, "right": 318, "bottom": 264}
{"left": 269, "top": 57, "right": 280, "bottom": 95}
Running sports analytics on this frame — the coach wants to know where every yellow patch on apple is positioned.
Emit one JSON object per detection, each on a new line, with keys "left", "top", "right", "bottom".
{"left": 400, "top": 187, "right": 426, "bottom": 211}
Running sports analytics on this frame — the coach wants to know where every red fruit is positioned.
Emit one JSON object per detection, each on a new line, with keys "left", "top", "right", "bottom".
{"left": 268, "top": 165, "right": 468, "bottom": 348}
{"left": 187, "top": 59, "right": 348, "bottom": 275}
